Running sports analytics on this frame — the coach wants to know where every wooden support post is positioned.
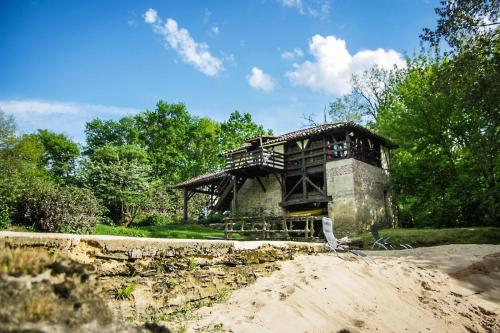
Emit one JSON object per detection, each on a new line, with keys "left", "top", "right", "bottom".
{"left": 183, "top": 188, "right": 189, "bottom": 224}
{"left": 282, "top": 216, "right": 289, "bottom": 240}
{"left": 262, "top": 216, "right": 266, "bottom": 239}
{"left": 224, "top": 219, "right": 228, "bottom": 240}
{"left": 231, "top": 176, "right": 237, "bottom": 213}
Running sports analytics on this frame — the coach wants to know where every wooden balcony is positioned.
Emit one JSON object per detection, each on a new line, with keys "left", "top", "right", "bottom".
{"left": 224, "top": 148, "right": 285, "bottom": 175}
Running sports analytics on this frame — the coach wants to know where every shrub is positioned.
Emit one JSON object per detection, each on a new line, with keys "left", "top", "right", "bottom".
{"left": 135, "top": 214, "right": 171, "bottom": 227}
{"left": 202, "top": 212, "right": 225, "bottom": 224}
{"left": 17, "top": 183, "right": 100, "bottom": 234}
{"left": 0, "top": 206, "right": 11, "bottom": 230}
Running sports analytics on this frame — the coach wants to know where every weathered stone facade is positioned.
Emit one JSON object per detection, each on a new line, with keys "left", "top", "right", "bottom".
{"left": 326, "top": 158, "right": 389, "bottom": 236}
{"left": 235, "top": 144, "right": 284, "bottom": 215}
{"left": 236, "top": 174, "right": 283, "bottom": 215}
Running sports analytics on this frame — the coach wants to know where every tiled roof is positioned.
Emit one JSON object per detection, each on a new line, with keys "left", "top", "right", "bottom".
{"left": 244, "top": 135, "right": 277, "bottom": 143}
{"left": 222, "top": 122, "right": 396, "bottom": 155}
{"left": 175, "top": 170, "right": 229, "bottom": 188}
{"left": 264, "top": 123, "right": 346, "bottom": 145}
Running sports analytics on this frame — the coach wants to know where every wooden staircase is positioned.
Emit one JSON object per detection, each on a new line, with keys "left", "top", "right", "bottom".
{"left": 211, "top": 176, "right": 246, "bottom": 212}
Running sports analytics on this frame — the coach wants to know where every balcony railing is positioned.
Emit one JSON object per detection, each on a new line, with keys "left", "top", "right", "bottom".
{"left": 225, "top": 148, "right": 285, "bottom": 172}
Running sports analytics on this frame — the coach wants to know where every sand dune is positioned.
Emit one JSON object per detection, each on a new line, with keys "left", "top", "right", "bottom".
{"left": 186, "top": 244, "right": 500, "bottom": 333}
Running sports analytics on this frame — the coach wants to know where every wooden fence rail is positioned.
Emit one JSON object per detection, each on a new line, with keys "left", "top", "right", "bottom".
{"left": 223, "top": 215, "right": 323, "bottom": 241}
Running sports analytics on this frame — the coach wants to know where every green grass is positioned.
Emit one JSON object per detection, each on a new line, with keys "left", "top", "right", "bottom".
{"left": 92, "top": 223, "right": 241, "bottom": 240}
{"left": 357, "top": 227, "right": 500, "bottom": 249}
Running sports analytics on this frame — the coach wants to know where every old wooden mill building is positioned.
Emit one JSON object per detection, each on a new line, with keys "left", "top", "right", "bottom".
{"left": 176, "top": 123, "right": 396, "bottom": 238}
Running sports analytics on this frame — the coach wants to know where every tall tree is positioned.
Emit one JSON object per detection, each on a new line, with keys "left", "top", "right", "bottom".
{"left": 421, "top": 0, "right": 499, "bottom": 51}
{"left": 82, "top": 145, "right": 152, "bottom": 226}
{"left": 219, "top": 111, "right": 271, "bottom": 152}
{"left": 36, "top": 130, "right": 80, "bottom": 182}
{"left": 84, "top": 104, "right": 272, "bottom": 184}
{"left": 0, "top": 134, "right": 50, "bottom": 227}
{"left": 84, "top": 116, "right": 138, "bottom": 155}
{"left": 328, "top": 66, "right": 397, "bottom": 126}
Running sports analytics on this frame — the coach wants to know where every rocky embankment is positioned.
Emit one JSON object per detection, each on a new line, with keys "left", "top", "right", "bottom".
{"left": 0, "top": 232, "right": 325, "bottom": 333}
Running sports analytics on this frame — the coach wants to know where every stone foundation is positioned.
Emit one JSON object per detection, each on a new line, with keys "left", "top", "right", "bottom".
{"left": 326, "top": 158, "right": 389, "bottom": 236}
{"left": 236, "top": 174, "right": 283, "bottom": 215}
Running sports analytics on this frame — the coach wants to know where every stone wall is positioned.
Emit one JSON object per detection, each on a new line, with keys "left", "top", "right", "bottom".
{"left": 236, "top": 174, "right": 283, "bottom": 215}
{"left": 234, "top": 144, "right": 284, "bottom": 215}
{"left": 326, "top": 158, "right": 388, "bottom": 236}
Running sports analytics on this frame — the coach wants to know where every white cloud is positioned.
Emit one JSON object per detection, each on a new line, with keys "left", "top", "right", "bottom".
{"left": 286, "top": 34, "right": 405, "bottom": 95}
{"left": 211, "top": 25, "right": 220, "bottom": 35}
{"left": 143, "top": 8, "right": 158, "bottom": 24}
{"left": 0, "top": 100, "right": 139, "bottom": 118}
{"left": 0, "top": 99, "right": 141, "bottom": 141}
{"left": 247, "top": 67, "right": 276, "bottom": 92}
{"left": 277, "top": 0, "right": 330, "bottom": 18}
{"left": 281, "top": 48, "right": 304, "bottom": 60}
{"left": 143, "top": 8, "right": 224, "bottom": 76}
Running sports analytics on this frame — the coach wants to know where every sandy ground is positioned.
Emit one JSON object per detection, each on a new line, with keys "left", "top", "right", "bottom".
{"left": 186, "top": 244, "right": 500, "bottom": 333}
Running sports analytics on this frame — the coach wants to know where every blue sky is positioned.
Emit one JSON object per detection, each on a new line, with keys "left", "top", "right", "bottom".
{"left": 0, "top": 0, "right": 439, "bottom": 142}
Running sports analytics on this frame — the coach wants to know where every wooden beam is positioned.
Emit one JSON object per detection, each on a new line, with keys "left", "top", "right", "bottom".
{"left": 305, "top": 176, "right": 325, "bottom": 195}
{"left": 284, "top": 175, "right": 304, "bottom": 201}
{"left": 256, "top": 176, "right": 266, "bottom": 193}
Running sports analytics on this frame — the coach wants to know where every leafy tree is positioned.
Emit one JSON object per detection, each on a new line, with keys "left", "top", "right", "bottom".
{"left": 376, "top": 49, "right": 498, "bottom": 227}
{"left": 185, "top": 117, "right": 223, "bottom": 176}
{"left": 0, "top": 134, "right": 50, "bottom": 228}
{"left": 329, "top": 66, "right": 397, "bottom": 126}
{"left": 83, "top": 145, "right": 152, "bottom": 226}
{"left": 36, "top": 129, "right": 80, "bottom": 182}
{"left": 84, "top": 116, "right": 138, "bottom": 155}
{"left": 421, "top": 0, "right": 499, "bottom": 51}
{"left": 134, "top": 101, "right": 199, "bottom": 181}
{"left": 84, "top": 103, "right": 272, "bottom": 184}
{"left": 219, "top": 111, "right": 271, "bottom": 152}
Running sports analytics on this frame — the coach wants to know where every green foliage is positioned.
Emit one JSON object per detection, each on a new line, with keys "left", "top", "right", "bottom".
{"left": 421, "top": 0, "right": 498, "bottom": 51}
{"left": 83, "top": 145, "right": 152, "bottom": 226}
{"left": 0, "top": 208, "right": 11, "bottom": 230}
{"left": 82, "top": 103, "right": 271, "bottom": 223}
{"left": 91, "top": 144, "right": 148, "bottom": 164}
{"left": 36, "top": 129, "right": 80, "bottom": 183}
{"left": 187, "top": 257, "right": 197, "bottom": 271}
{"left": 0, "top": 133, "right": 51, "bottom": 227}
{"left": 113, "top": 283, "right": 136, "bottom": 300}
{"left": 219, "top": 110, "right": 272, "bottom": 153}
{"left": 85, "top": 101, "right": 227, "bottom": 182}
{"left": 202, "top": 212, "right": 225, "bottom": 224}
{"left": 376, "top": 47, "right": 498, "bottom": 227}
{"left": 135, "top": 214, "right": 172, "bottom": 227}
{"left": 84, "top": 116, "right": 138, "bottom": 155}
{"left": 329, "top": 66, "right": 396, "bottom": 125}
{"left": 17, "top": 183, "right": 99, "bottom": 233}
